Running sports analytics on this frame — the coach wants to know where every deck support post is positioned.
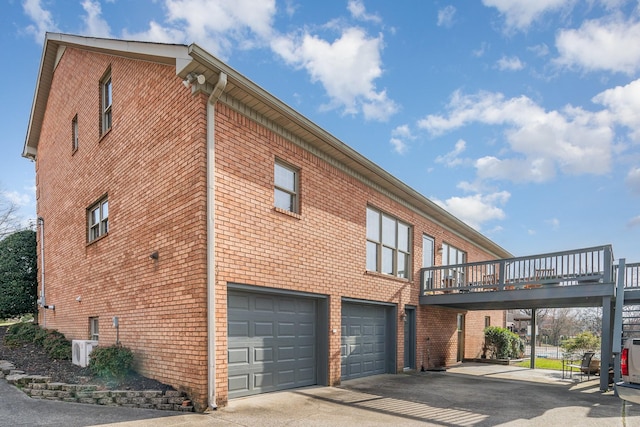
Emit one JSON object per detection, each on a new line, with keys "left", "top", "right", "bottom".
{"left": 530, "top": 308, "right": 536, "bottom": 369}
{"left": 601, "top": 295, "right": 614, "bottom": 391}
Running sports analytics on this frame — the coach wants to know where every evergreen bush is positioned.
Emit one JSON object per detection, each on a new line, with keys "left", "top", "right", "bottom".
{"left": 89, "top": 345, "right": 134, "bottom": 380}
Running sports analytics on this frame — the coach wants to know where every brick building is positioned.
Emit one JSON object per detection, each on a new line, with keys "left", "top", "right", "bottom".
{"left": 23, "top": 33, "right": 511, "bottom": 411}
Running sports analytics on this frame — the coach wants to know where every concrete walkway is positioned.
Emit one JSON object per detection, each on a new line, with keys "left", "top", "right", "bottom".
{"left": 5, "top": 363, "right": 640, "bottom": 426}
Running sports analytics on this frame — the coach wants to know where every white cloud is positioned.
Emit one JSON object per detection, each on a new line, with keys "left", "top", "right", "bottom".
{"left": 348, "top": 0, "right": 382, "bottom": 24}
{"left": 389, "top": 125, "right": 414, "bottom": 154}
{"left": 482, "top": 0, "right": 576, "bottom": 31}
{"left": 496, "top": 56, "right": 524, "bottom": 71}
{"left": 473, "top": 42, "right": 489, "bottom": 57}
{"left": 1, "top": 190, "right": 31, "bottom": 207}
{"left": 437, "top": 6, "right": 456, "bottom": 28}
{"left": 555, "top": 15, "right": 640, "bottom": 75}
{"left": 433, "top": 191, "right": 510, "bottom": 230}
{"left": 435, "top": 139, "right": 467, "bottom": 167}
{"left": 418, "top": 90, "right": 614, "bottom": 183}
{"left": 546, "top": 218, "right": 560, "bottom": 230}
{"left": 22, "top": 0, "right": 59, "bottom": 43}
{"left": 628, "top": 215, "right": 640, "bottom": 228}
{"left": 81, "top": 0, "right": 112, "bottom": 38}
{"left": 163, "top": 0, "right": 276, "bottom": 58}
{"left": 122, "top": 21, "right": 186, "bottom": 44}
{"left": 272, "top": 27, "right": 398, "bottom": 120}
{"left": 592, "top": 78, "right": 640, "bottom": 142}
{"left": 626, "top": 167, "right": 640, "bottom": 195}
{"left": 528, "top": 43, "right": 550, "bottom": 57}
{"left": 390, "top": 138, "right": 408, "bottom": 155}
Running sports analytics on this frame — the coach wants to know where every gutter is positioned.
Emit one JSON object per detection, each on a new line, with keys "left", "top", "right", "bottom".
{"left": 206, "top": 72, "right": 227, "bottom": 410}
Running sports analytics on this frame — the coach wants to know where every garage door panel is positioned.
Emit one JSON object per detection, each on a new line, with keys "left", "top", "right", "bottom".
{"left": 228, "top": 291, "right": 318, "bottom": 398}
{"left": 341, "top": 302, "right": 391, "bottom": 380}
{"left": 254, "top": 322, "right": 274, "bottom": 336}
{"left": 255, "top": 296, "right": 274, "bottom": 311}
{"left": 228, "top": 375, "right": 249, "bottom": 393}
{"left": 228, "top": 348, "right": 249, "bottom": 365}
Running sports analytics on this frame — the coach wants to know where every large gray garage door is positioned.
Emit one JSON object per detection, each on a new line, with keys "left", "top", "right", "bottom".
{"left": 341, "top": 302, "right": 391, "bottom": 380}
{"left": 228, "top": 290, "right": 317, "bottom": 398}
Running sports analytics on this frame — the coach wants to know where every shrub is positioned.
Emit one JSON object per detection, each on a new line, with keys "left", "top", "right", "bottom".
{"left": 3, "top": 321, "right": 38, "bottom": 347}
{"left": 484, "top": 326, "right": 524, "bottom": 359}
{"left": 3, "top": 321, "right": 71, "bottom": 360}
{"left": 42, "top": 329, "right": 71, "bottom": 360}
{"left": 89, "top": 345, "right": 134, "bottom": 380}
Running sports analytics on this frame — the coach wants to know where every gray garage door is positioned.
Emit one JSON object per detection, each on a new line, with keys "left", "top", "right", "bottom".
{"left": 341, "top": 302, "right": 391, "bottom": 380}
{"left": 228, "top": 290, "right": 317, "bottom": 398}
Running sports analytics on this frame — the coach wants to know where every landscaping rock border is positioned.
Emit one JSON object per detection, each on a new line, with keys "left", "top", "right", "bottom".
{"left": 0, "top": 360, "right": 193, "bottom": 412}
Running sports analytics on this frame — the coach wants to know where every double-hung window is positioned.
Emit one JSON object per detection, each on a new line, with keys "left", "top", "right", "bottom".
{"left": 366, "top": 206, "right": 411, "bottom": 278}
{"left": 100, "top": 70, "right": 112, "bottom": 135}
{"left": 274, "top": 160, "right": 299, "bottom": 213}
{"left": 88, "top": 196, "right": 109, "bottom": 242}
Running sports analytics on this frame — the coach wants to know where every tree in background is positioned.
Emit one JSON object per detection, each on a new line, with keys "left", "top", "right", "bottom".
{"left": 561, "top": 331, "right": 600, "bottom": 360}
{"left": 0, "top": 189, "right": 19, "bottom": 240}
{"left": 0, "top": 230, "right": 37, "bottom": 319}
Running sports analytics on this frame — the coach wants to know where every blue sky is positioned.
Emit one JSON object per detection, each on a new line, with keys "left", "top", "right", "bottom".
{"left": 1, "top": 0, "right": 639, "bottom": 262}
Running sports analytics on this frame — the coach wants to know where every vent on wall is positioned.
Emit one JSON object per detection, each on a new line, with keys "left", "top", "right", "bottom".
{"left": 72, "top": 340, "right": 99, "bottom": 367}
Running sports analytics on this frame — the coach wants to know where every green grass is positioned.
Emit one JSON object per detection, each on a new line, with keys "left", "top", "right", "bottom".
{"left": 0, "top": 319, "right": 18, "bottom": 327}
{"left": 515, "top": 358, "right": 579, "bottom": 371}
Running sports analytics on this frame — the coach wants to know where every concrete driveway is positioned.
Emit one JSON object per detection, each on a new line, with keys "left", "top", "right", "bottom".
{"left": 4, "top": 363, "right": 640, "bottom": 426}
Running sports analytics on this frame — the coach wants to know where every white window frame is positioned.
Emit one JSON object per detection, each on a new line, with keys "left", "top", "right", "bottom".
{"left": 366, "top": 206, "right": 411, "bottom": 278}
{"left": 101, "top": 70, "right": 112, "bottom": 135}
{"left": 274, "top": 160, "right": 299, "bottom": 213}
{"left": 89, "top": 317, "right": 99, "bottom": 341}
{"left": 88, "top": 196, "right": 109, "bottom": 242}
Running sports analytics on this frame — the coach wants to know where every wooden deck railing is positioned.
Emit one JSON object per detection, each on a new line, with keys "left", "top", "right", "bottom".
{"left": 420, "top": 245, "right": 614, "bottom": 296}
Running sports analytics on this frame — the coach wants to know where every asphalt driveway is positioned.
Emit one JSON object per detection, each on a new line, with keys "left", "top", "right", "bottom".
{"left": 4, "top": 363, "right": 640, "bottom": 426}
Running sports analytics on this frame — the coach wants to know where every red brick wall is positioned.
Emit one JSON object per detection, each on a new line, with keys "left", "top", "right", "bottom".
{"left": 211, "top": 104, "right": 504, "bottom": 402}
{"left": 35, "top": 47, "right": 210, "bottom": 408}
{"left": 35, "top": 45, "right": 505, "bottom": 411}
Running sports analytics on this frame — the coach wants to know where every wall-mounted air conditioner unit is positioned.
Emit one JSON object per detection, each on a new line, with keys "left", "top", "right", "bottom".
{"left": 72, "top": 340, "right": 99, "bottom": 367}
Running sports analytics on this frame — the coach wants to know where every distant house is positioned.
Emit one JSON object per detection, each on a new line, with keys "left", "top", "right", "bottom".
{"left": 23, "top": 33, "right": 511, "bottom": 411}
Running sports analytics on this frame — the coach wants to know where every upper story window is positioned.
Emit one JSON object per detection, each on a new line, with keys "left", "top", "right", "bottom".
{"left": 366, "top": 206, "right": 411, "bottom": 278}
{"left": 72, "top": 114, "right": 79, "bottom": 152}
{"left": 274, "top": 160, "right": 299, "bottom": 213}
{"left": 441, "top": 243, "right": 466, "bottom": 285}
{"left": 422, "top": 235, "right": 434, "bottom": 268}
{"left": 100, "top": 69, "right": 112, "bottom": 135}
{"left": 88, "top": 196, "right": 109, "bottom": 242}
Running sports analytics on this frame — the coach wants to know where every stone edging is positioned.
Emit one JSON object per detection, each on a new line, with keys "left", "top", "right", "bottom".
{"left": 0, "top": 360, "right": 193, "bottom": 412}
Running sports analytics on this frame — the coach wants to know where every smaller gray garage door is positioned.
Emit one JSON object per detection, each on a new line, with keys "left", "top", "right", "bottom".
{"left": 228, "top": 291, "right": 317, "bottom": 398}
{"left": 341, "top": 302, "right": 393, "bottom": 380}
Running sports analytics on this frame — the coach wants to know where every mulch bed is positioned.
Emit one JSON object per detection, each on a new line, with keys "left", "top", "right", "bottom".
{"left": 0, "top": 325, "right": 174, "bottom": 392}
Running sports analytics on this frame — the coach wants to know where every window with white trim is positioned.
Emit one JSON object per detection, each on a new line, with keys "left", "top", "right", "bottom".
{"left": 366, "top": 206, "right": 411, "bottom": 278}
{"left": 100, "top": 70, "right": 112, "bottom": 135}
{"left": 89, "top": 317, "right": 99, "bottom": 341}
{"left": 274, "top": 160, "right": 299, "bottom": 213}
{"left": 88, "top": 196, "right": 109, "bottom": 242}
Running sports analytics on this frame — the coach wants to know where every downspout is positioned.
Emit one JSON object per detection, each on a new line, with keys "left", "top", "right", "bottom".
{"left": 206, "top": 72, "right": 227, "bottom": 410}
{"left": 38, "top": 216, "right": 45, "bottom": 327}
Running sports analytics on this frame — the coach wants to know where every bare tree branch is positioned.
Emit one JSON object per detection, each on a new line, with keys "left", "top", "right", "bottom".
{"left": 0, "top": 191, "right": 20, "bottom": 240}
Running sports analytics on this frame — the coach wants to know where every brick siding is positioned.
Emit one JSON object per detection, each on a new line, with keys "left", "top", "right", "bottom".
{"left": 35, "top": 46, "right": 504, "bottom": 410}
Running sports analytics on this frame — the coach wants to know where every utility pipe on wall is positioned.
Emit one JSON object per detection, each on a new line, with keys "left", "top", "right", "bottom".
{"left": 206, "top": 71, "right": 228, "bottom": 410}
{"left": 37, "top": 216, "right": 51, "bottom": 326}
